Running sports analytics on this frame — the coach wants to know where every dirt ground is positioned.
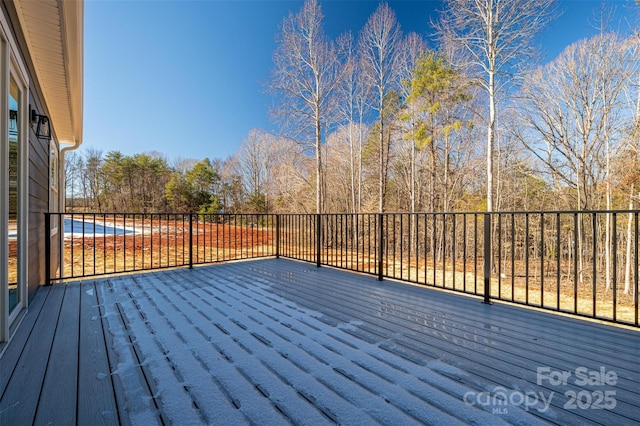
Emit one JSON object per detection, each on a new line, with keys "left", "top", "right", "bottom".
{"left": 61, "top": 218, "right": 275, "bottom": 277}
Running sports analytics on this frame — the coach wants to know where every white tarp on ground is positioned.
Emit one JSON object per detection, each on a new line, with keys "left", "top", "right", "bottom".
{"left": 63, "top": 218, "right": 140, "bottom": 239}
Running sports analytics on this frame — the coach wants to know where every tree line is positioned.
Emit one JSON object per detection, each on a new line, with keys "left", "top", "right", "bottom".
{"left": 66, "top": 0, "right": 639, "bottom": 216}
{"left": 65, "top": 150, "right": 226, "bottom": 213}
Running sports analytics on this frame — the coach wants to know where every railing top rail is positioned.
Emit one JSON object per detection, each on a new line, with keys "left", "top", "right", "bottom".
{"left": 48, "top": 212, "right": 278, "bottom": 216}
{"left": 49, "top": 210, "right": 640, "bottom": 216}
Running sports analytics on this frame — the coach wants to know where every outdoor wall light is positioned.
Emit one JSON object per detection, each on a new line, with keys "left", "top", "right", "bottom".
{"left": 31, "top": 109, "right": 51, "bottom": 140}
{"left": 9, "top": 109, "right": 17, "bottom": 133}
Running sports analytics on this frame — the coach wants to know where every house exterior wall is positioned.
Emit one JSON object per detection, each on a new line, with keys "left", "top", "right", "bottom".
{"left": 27, "top": 98, "right": 51, "bottom": 298}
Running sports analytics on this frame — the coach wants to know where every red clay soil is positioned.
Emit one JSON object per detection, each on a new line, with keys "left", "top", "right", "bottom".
{"left": 65, "top": 219, "right": 273, "bottom": 252}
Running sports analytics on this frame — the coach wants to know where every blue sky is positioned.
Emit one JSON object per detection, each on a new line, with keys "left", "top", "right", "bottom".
{"left": 83, "top": 0, "right": 636, "bottom": 162}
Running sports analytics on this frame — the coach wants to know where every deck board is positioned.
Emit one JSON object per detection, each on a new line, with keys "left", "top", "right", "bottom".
{"left": 209, "top": 260, "right": 640, "bottom": 425}
{"left": 33, "top": 284, "right": 80, "bottom": 425}
{"left": 0, "top": 284, "right": 64, "bottom": 425}
{"left": 98, "top": 282, "right": 134, "bottom": 426}
{"left": 77, "top": 280, "right": 119, "bottom": 425}
{"left": 0, "top": 285, "right": 50, "bottom": 395}
{"left": 1, "top": 258, "right": 639, "bottom": 425}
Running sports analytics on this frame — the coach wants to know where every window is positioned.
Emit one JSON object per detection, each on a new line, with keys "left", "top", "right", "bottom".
{"left": 50, "top": 143, "right": 57, "bottom": 191}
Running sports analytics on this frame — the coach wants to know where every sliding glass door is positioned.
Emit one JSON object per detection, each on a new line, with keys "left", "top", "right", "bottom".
{"left": 1, "top": 10, "right": 29, "bottom": 344}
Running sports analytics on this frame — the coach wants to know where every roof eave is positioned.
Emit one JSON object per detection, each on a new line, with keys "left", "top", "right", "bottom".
{"left": 14, "top": 0, "right": 84, "bottom": 149}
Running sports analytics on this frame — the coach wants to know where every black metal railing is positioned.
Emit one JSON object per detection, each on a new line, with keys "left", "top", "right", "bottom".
{"left": 46, "top": 211, "right": 640, "bottom": 327}
{"left": 277, "top": 211, "right": 639, "bottom": 327}
{"left": 46, "top": 212, "right": 277, "bottom": 281}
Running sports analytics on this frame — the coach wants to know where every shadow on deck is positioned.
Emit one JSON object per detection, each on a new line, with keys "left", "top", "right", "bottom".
{"left": 1, "top": 258, "right": 639, "bottom": 425}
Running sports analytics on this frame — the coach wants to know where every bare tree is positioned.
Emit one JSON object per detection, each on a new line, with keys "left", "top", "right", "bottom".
{"left": 270, "top": 139, "right": 315, "bottom": 213}
{"left": 64, "top": 150, "right": 82, "bottom": 210}
{"left": 270, "top": 0, "right": 345, "bottom": 214}
{"left": 517, "top": 33, "right": 638, "bottom": 285}
{"left": 436, "top": 0, "right": 556, "bottom": 212}
{"left": 359, "top": 2, "right": 402, "bottom": 213}
{"left": 324, "top": 126, "right": 358, "bottom": 212}
{"left": 234, "top": 129, "right": 279, "bottom": 213}
{"left": 519, "top": 33, "right": 637, "bottom": 210}
{"left": 82, "top": 148, "right": 103, "bottom": 211}
{"left": 336, "top": 33, "right": 369, "bottom": 214}
{"left": 622, "top": 0, "right": 640, "bottom": 295}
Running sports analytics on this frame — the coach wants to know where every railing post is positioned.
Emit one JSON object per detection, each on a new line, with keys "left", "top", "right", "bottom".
{"left": 483, "top": 213, "right": 492, "bottom": 304}
{"left": 275, "top": 214, "right": 280, "bottom": 259}
{"left": 59, "top": 213, "right": 64, "bottom": 280}
{"left": 378, "top": 213, "right": 384, "bottom": 281}
{"left": 316, "top": 214, "right": 321, "bottom": 268}
{"left": 189, "top": 212, "right": 194, "bottom": 269}
{"left": 45, "top": 213, "right": 51, "bottom": 285}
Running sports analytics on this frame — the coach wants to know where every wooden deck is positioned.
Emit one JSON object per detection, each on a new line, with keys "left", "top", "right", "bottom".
{"left": 1, "top": 258, "right": 638, "bottom": 425}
